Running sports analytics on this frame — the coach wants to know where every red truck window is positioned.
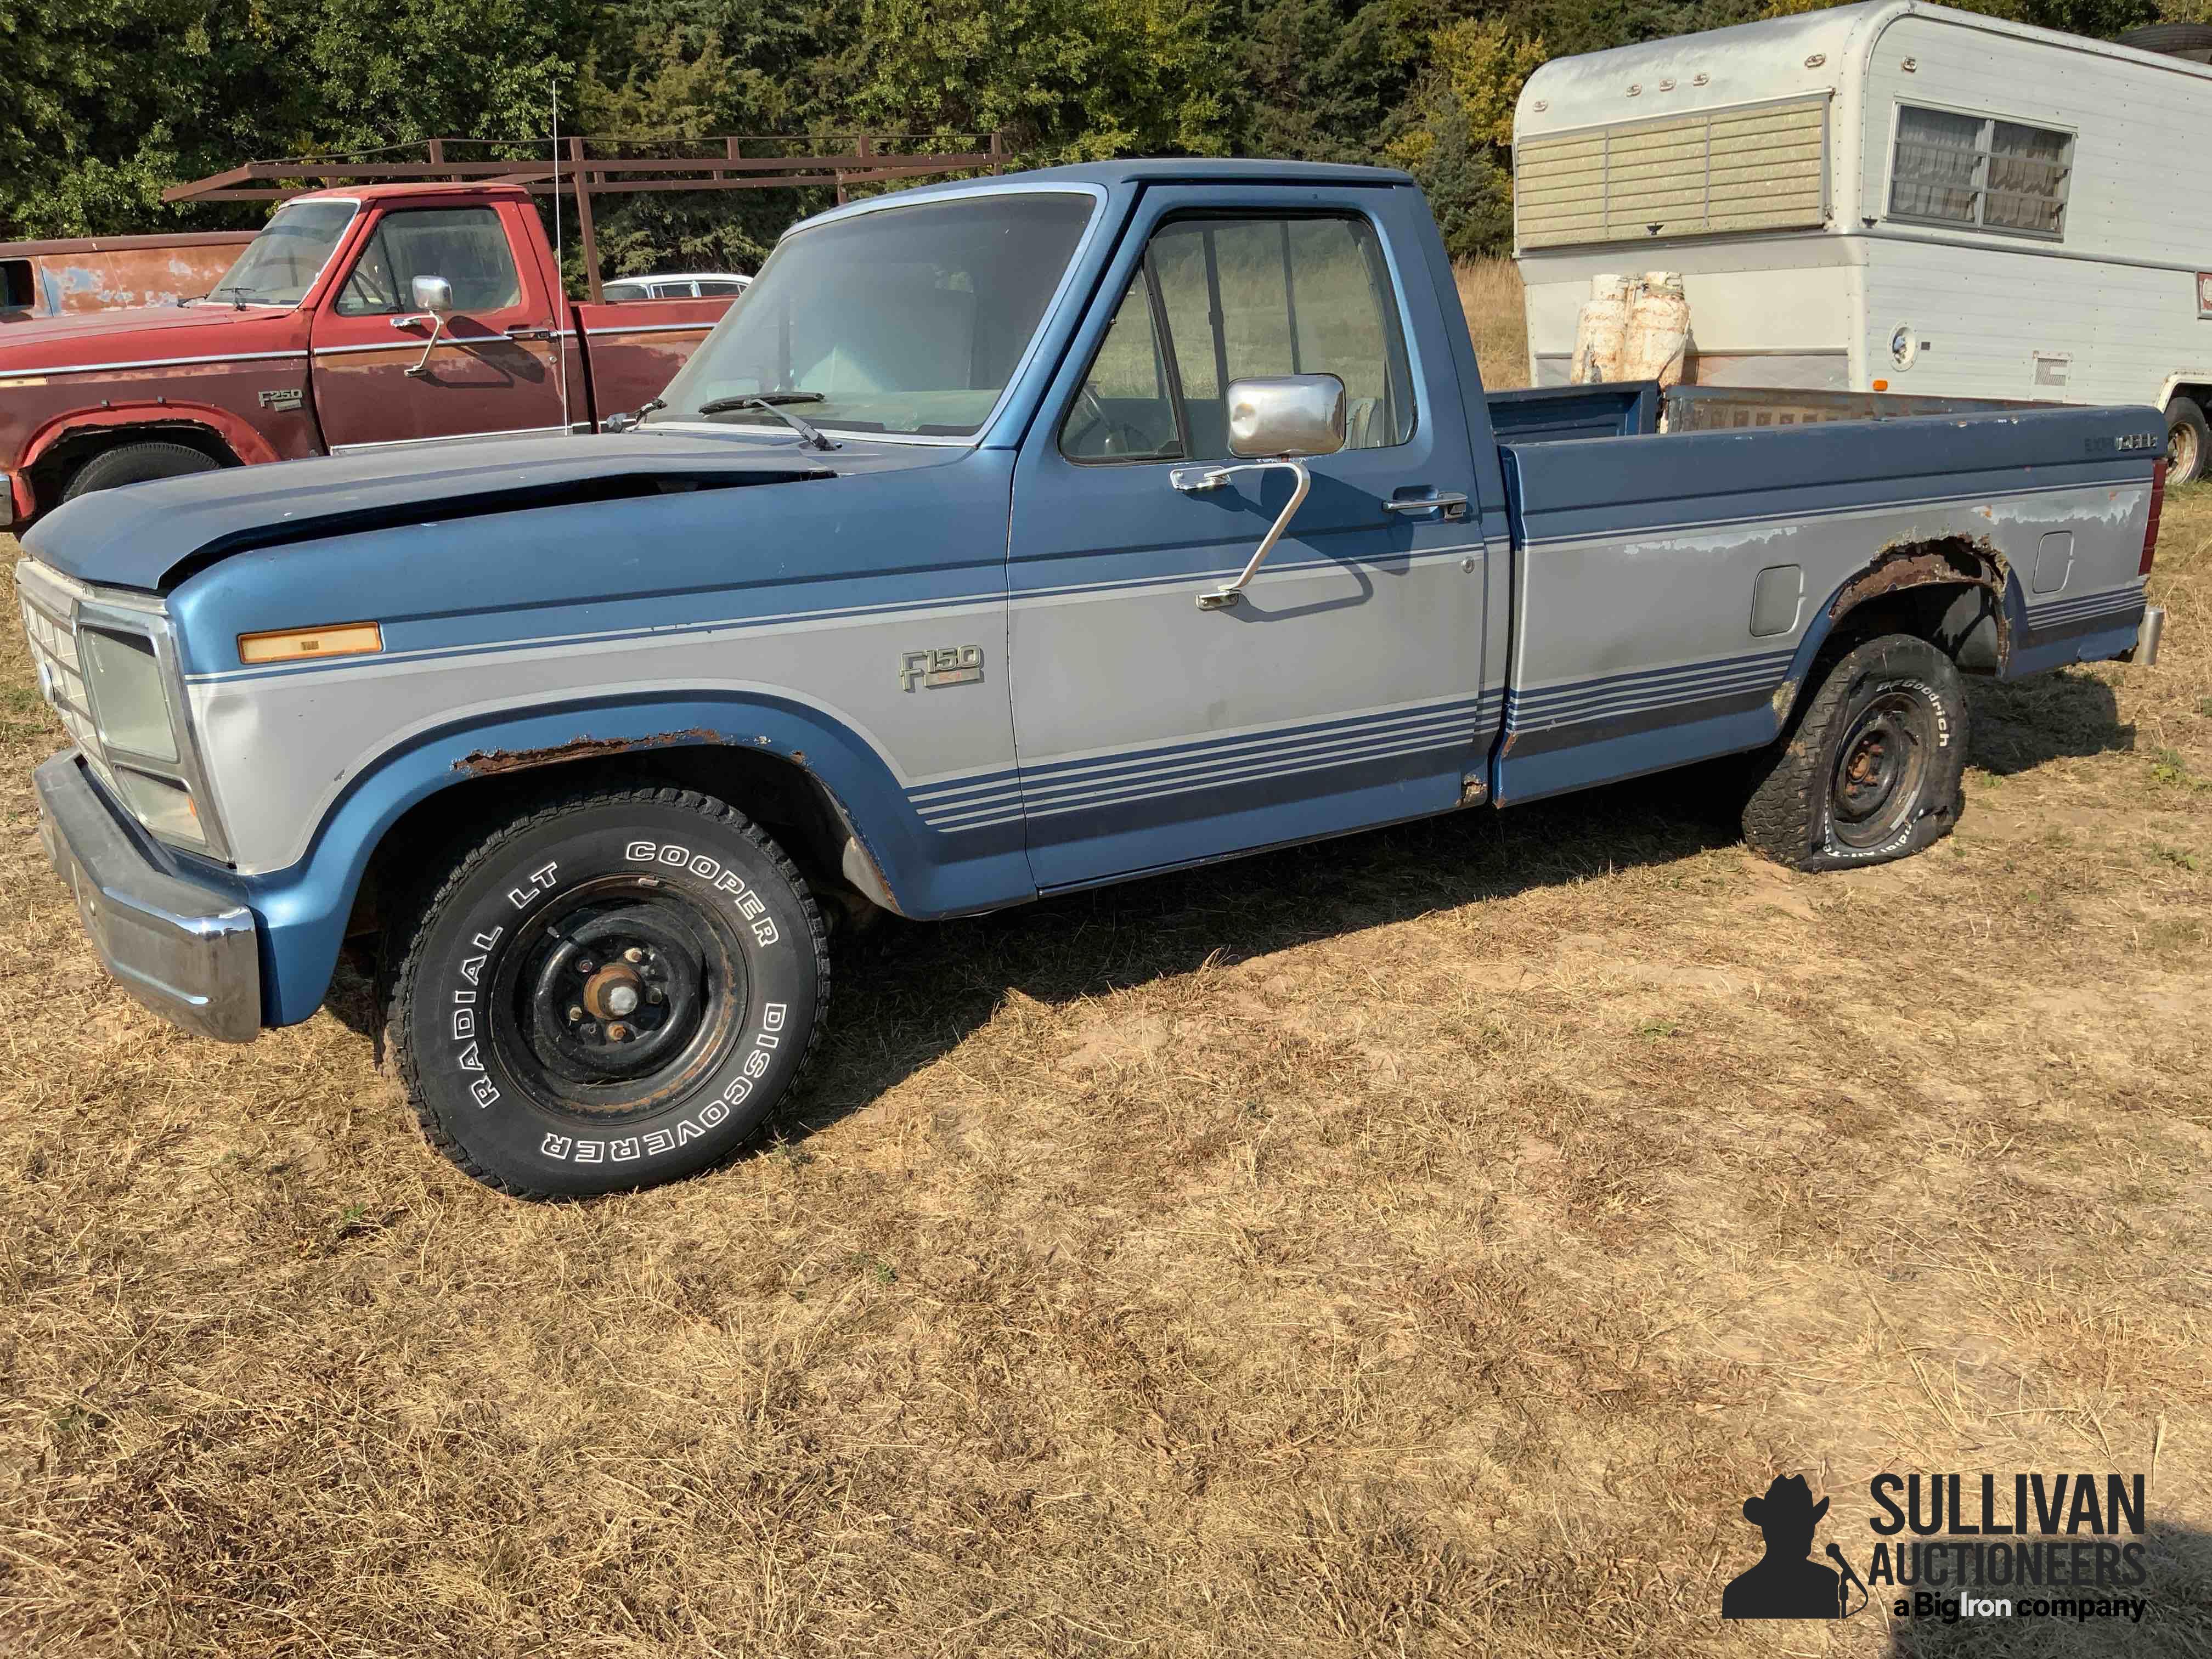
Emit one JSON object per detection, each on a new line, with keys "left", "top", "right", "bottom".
{"left": 335, "top": 208, "right": 523, "bottom": 317}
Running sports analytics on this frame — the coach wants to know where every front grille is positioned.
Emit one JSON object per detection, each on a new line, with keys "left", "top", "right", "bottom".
{"left": 17, "top": 575, "right": 109, "bottom": 775}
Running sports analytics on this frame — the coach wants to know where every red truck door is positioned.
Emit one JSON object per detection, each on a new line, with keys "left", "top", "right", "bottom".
{"left": 309, "top": 198, "right": 570, "bottom": 453}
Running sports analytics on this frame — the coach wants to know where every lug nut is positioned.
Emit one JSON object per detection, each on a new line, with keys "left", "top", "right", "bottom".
{"left": 606, "top": 1023, "right": 630, "bottom": 1042}
{"left": 646, "top": 986, "right": 664, "bottom": 1005}
{"left": 567, "top": 1005, "right": 584, "bottom": 1022}
{"left": 624, "top": 947, "right": 645, "bottom": 964}
{"left": 575, "top": 957, "right": 596, "bottom": 975}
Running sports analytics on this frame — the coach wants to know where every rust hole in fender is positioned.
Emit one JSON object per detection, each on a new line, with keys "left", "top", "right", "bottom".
{"left": 1833, "top": 535, "right": 2008, "bottom": 614}
{"left": 455, "top": 729, "right": 721, "bottom": 777}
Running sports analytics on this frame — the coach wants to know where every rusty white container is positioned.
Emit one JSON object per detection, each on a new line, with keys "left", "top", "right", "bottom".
{"left": 1569, "top": 273, "right": 1629, "bottom": 383}
{"left": 1623, "top": 270, "right": 1690, "bottom": 386}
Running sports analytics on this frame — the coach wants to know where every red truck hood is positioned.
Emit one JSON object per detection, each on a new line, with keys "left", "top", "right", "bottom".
{"left": 0, "top": 302, "right": 299, "bottom": 369}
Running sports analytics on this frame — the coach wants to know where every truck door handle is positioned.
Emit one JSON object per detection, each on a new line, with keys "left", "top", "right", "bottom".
{"left": 1384, "top": 490, "right": 1469, "bottom": 520}
{"left": 505, "top": 324, "right": 555, "bottom": 341}
{"left": 1171, "top": 459, "right": 1312, "bottom": 610}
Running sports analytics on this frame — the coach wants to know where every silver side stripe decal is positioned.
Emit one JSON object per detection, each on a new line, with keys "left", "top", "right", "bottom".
{"left": 0, "top": 347, "right": 310, "bottom": 381}
{"left": 1517, "top": 478, "right": 2146, "bottom": 551}
{"left": 911, "top": 693, "right": 1499, "bottom": 833}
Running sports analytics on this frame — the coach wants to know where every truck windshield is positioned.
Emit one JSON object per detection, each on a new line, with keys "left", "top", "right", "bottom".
{"left": 207, "top": 201, "right": 358, "bottom": 306}
{"left": 651, "top": 191, "right": 1094, "bottom": 439}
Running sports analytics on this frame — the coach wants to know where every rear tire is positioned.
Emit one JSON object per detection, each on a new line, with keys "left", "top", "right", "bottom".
{"left": 2165, "top": 398, "right": 2208, "bottom": 486}
{"left": 1741, "top": 634, "right": 1968, "bottom": 872}
{"left": 383, "top": 786, "right": 830, "bottom": 1198}
{"left": 61, "top": 440, "right": 222, "bottom": 501}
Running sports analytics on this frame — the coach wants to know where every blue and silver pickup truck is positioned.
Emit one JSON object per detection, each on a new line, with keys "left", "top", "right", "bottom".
{"left": 16, "top": 160, "right": 2169, "bottom": 1197}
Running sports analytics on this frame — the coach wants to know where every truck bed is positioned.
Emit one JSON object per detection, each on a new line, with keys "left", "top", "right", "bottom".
{"left": 1487, "top": 398, "right": 2160, "bottom": 805}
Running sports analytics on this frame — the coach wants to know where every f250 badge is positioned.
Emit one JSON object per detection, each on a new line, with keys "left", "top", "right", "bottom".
{"left": 2112, "top": 432, "right": 2159, "bottom": 453}
{"left": 899, "top": 645, "right": 984, "bottom": 692}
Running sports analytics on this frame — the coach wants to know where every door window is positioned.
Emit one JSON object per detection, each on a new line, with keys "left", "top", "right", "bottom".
{"left": 335, "top": 207, "right": 523, "bottom": 316}
{"left": 1062, "top": 213, "right": 1415, "bottom": 462}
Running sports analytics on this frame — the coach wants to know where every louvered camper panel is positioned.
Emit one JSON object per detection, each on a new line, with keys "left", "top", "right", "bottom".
{"left": 1516, "top": 94, "right": 1830, "bottom": 250}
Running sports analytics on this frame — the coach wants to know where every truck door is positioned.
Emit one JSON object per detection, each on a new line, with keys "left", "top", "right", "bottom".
{"left": 1006, "top": 187, "right": 1494, "bottom": 891}
{"left": 309, "top": 200, "right": 569, "bottom": 453}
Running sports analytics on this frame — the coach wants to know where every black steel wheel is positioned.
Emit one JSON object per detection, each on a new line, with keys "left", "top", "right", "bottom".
{"left": 385, "top": 785, "right": 828, "bottom": 1198}
{"left": 1742, "top": 633, "right": 1968, "bottom": 872}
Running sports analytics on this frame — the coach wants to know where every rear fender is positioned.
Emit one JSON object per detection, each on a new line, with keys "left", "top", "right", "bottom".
{"left": 1771, "top": 537, "right": 2016, "bottom": 731}
{"left": 240, "top": 693, "right": 1032, "bottom": 1026}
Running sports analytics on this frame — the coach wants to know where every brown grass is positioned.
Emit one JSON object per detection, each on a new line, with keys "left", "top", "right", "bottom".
{"left": 1456, "top": 257, "right": 1528, "bottom": 390}
{"left": 4, "top": 406, "right": 2211, "bottom": 1647}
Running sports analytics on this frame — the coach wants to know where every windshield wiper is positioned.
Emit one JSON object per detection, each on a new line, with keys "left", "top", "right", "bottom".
{"left": 693, "top": 392, "right": 838, "bottom": 450}
{"left": 206, "top": 284, "right": 269, "bottom": 311}
{"left": 602, "top": 397, "right": 664, "bottom": 435}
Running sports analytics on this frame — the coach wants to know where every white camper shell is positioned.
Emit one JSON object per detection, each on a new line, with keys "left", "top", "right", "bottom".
{"left": 1512, "top": 1, "right": 2212, "bottom": 476}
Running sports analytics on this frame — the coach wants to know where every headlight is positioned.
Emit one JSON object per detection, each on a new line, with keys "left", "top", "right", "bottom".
{"left": 78, "top": 623, "right": 208, "bottom": 850}
{"left": 81, "top": 627, "right": 179, "bottom": 763}
{"left": 18, "top": 561, "right": 227, "bottom": 860}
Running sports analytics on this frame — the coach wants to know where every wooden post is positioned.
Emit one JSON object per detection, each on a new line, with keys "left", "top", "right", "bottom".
{"left": 427, "top": 137, "right": 446, "bottom": 177}
{"left": 989, "top": 131, "right": 1003, "bottom": 176}
{"left": 569, "top": 136, "right": 602, "bottom": 304}
{"left": 839, "top": 134, "right": 872, "bottom": 206}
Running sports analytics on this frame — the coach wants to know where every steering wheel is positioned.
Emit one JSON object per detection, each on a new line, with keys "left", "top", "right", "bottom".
{"left": 1068, "top": 383, "right": 1148, "bottom": 458}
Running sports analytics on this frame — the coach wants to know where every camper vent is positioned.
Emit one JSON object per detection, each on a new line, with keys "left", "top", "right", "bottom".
{"left": 1515, "top": 94, "right": 1830, "bottom": 250}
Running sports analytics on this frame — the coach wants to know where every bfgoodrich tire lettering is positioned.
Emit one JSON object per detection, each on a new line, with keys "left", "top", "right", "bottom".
{"left": 1741, "top": 633, "right": 1968, "bottom": 873}
{"left": 385, "top": 786, "right": 828, "bottom": 1198}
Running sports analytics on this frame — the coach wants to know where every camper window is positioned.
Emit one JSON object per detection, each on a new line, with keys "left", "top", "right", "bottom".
{"left": 1889, "top": 105, "right": 2070, "bottom": 240}
{"left": 1, "top": 259, "right": 32, "bottom": 312}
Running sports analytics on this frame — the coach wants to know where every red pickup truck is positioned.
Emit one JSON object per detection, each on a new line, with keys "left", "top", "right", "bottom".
{"left": 1, "top": 182, "right": 733, "bottom": 529}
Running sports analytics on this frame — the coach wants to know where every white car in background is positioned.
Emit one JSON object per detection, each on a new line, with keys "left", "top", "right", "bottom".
{"left": 601, "top": 272, "right": 751, "bottom": 301}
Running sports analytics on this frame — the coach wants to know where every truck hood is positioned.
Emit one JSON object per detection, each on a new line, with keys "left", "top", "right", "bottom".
{"left": 0, "top": 300, "right": 292, "bottom": 364}
{"left": 22, "top": 429, "right": 962, "bottom": 592}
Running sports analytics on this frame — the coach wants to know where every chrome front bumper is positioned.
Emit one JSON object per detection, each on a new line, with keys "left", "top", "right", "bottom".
{"left": 35, "top": 751, "right": 262, "bottom": 1042}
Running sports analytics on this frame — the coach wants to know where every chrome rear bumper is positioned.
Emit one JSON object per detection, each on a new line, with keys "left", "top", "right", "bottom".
{"left": 35, "top": 751, "right": 262, "bottom": 1042}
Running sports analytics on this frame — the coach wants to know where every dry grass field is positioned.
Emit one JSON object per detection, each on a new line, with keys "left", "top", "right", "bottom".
{"left": 4, "top": 268, "right": 2210, "bottom": 1657}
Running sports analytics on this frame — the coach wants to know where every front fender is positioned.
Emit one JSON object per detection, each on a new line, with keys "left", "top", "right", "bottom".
{"left": 239, "top": 693, "right": 1032, "bottom": 1026}
{"left": 25, "top": 402, "right": 283, "bottom": 471}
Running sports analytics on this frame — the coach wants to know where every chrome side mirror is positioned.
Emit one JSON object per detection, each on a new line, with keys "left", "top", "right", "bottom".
{"left": 402, "top": 276, "right": 457, "bottom": 377}
{"left": 1175, "top": 374, "right": 1346, "bottom": 610}
{"left": 1227, "top": 374, "right": 1346, "bottom": 459}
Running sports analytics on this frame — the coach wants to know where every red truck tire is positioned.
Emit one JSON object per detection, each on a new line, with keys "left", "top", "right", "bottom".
{"left": 61, "top": 441, "right": 222, "bottom": 503}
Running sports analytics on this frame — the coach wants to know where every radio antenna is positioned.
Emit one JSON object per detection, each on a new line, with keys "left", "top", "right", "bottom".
{"left": 552, "top": 81, "right": 572, "bottom": 437}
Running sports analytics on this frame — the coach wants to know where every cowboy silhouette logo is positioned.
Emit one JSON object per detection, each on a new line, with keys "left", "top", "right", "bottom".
{"left": 1722, "top": 1475, "right": 1847, "bottom": 1619}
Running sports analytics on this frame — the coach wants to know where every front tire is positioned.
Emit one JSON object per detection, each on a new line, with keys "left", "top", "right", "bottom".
{"left": 1741, "top": 634, "right": 1968, "bottom": 872}
{"left": 62, "top": 439, "right": 221, "bottom": 501}
{"left": 385, "top": 786, "right": 828, "bottom": 1198}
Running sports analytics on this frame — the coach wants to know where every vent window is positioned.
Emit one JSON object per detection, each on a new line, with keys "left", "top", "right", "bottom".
{"left": 1889, "top": 105, "right": 2072, "bottom": 240}
{"left": 1515, "top": 95, "right": 1830, "bottom": 250}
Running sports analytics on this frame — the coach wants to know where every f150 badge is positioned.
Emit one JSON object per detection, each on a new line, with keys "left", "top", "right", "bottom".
{"left": 899, "top": 645, "right": 984, "bottom": 692}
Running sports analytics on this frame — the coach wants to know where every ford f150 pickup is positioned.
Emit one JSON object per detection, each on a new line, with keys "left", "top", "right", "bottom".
{"left": 2, "top": 182, "right": 733, "bottom": 529}
{"left": 16, "top": 160, "right": 2169, "bottom": 1198}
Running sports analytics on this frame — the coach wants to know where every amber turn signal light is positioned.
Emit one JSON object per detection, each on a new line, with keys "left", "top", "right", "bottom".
{"left": 236, "top": 622, "right": 385, "bottom": 665}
